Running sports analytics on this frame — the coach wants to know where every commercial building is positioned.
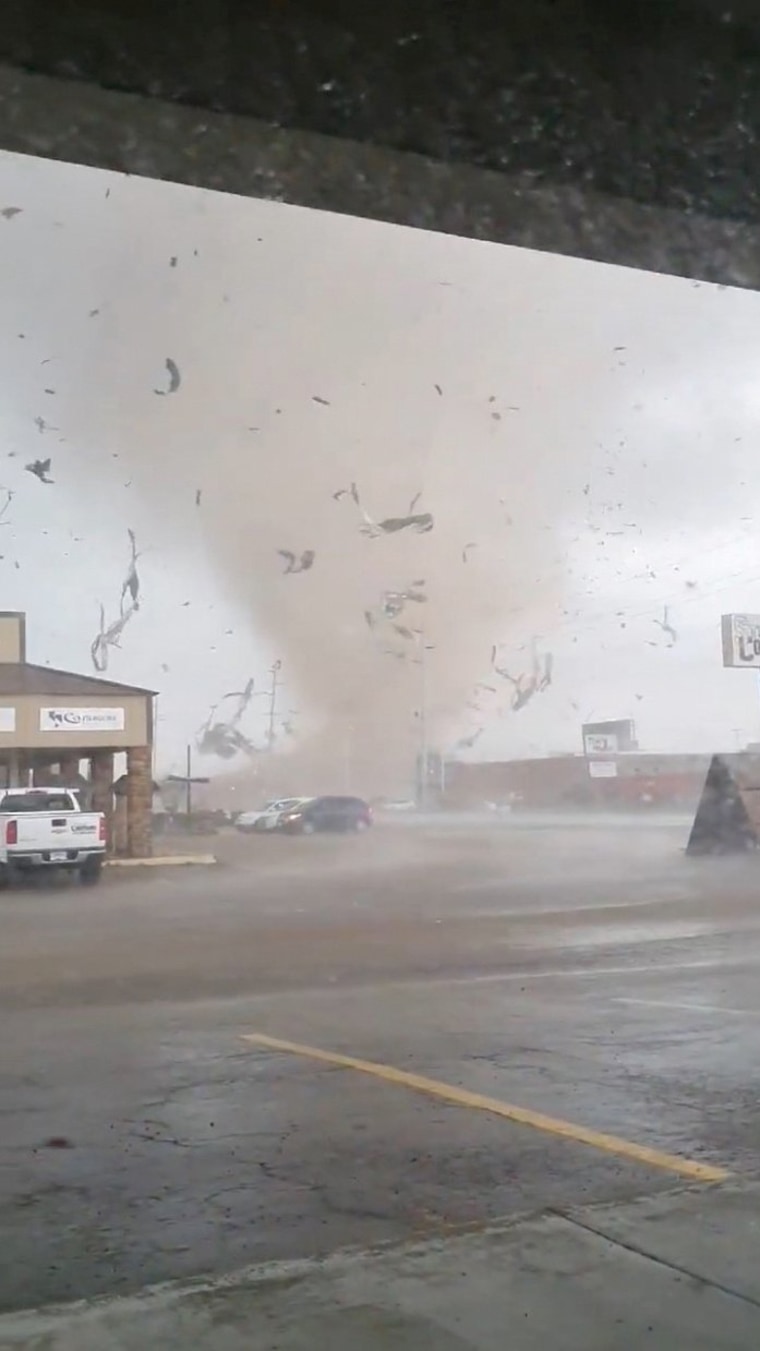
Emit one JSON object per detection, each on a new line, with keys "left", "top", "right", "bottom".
{"left": 0, "top": 611, "right": 155, "bottom": 856}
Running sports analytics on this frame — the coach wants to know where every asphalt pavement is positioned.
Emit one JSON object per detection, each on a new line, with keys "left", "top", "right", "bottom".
{"left": 2, "top": 812, "right": 760, "bottom": 1343}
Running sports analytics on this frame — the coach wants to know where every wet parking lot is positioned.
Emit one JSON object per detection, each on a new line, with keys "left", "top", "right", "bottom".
{"left": 2, "top": 812, "right": 760, "bottom": 1316}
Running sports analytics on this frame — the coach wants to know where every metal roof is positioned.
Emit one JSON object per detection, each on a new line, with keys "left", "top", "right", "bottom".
{"left": 0, "top": 663, "right": 156, "bottom": 698}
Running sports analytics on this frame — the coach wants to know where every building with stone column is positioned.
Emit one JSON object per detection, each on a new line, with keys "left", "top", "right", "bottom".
{"left": 0, "top": 611, "right": 156, "bottom": 858}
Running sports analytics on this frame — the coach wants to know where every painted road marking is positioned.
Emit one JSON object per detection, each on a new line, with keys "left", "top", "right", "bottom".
{"left": 615, "top": 997, "right": 757, "bottom": 1016}
{"left": 242, "top": 1031, "right": 729, "bottom": 1183}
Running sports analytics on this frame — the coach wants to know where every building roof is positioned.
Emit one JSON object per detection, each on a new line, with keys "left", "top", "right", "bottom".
{"left": 0, "top": 663, "right": 156, "bottom": 698}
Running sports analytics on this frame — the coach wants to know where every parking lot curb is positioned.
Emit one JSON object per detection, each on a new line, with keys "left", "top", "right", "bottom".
{"left": 105, "top": 854, "right": 218, "bottom": 868}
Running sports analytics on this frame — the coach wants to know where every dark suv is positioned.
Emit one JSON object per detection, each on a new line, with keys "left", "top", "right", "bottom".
{"left": 280, "top": 796, "right": 373, "bottom": 834}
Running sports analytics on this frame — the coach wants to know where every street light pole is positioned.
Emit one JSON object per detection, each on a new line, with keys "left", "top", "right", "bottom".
{"left": 267, "top": 659, "right": 282, "bottom": 752}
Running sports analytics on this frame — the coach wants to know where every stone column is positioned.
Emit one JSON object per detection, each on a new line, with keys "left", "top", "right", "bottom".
{"left": 126, "top": 746, "right": 153, "bottom": 858}
{"left": 90, "top": 751, "right": 115, "bottom": 855}
{"left": 58, "top": 755, "right": 81, "bottom": 785}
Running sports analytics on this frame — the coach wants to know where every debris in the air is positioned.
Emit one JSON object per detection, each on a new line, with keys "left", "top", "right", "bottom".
{"left": 154, "top": 357, "right": 181, "bottom": 396}
{"left": 393, "top": 623, "right": 415, "bottom": 641}
{"left": 0, "top": 488, "right": 13, "bottom": 524}
{"left": 196, "top": 676, "right": 260, "bottom": 759}
{"left": 408, "top": 491, "right": 422, "bottom": 514}
{"left": 462, "top": 542, "right": 477, "bottom": 562}
{"left": 538, "top": 653, "right": 553, "bottom": 690}
{"left": 43, "top": 1137, "right": 72, "bottom": 1149}
{"left": 434, "top": 384, "right": 443, "bottom": 396}
{"left": 121, "top": 529, "right": 141, "bottom": 611}
{"left": 654, "top": 605, "right": 677, "bottom": 645}
{"left": 90, "top": 530, "right": 142, "bottom": 672}
{"left": 195, "top": 488, "right": 202, "bottom": 506}
{"left": 90, "top": 602, "right": 136, "bottom": 673}
{"left": 377, "top": 512, "right": 434, "bottom": 535}
{"left": 492, "top": 640, "right": 553, "bottom": 712}
{"left": 332, "top": 481, "right": 361, "bottom": 503}
{"left": 277, "top": 549, "right": 315, "bottom": 574}
{"left": 34, "top": 416, "right": 57, "bottom": 433}
{"left": 25, "top": 458, "right": 53, "bottom": 484}
{"left": 89, "top": 308, "right": 100, "bottom": 318}
{"left": 312, "top": 395, "right": 330, "bottom": 406}
{"left": 1, "top": 207, "right": 22, "bottom": 220}
{"left": 170, "top": 256, "right": 178, "bottom": 267}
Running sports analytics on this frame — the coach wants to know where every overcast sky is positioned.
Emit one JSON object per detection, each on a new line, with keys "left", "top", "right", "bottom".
{"left": 1, "top": 147, "right": 760, "bottom": 785}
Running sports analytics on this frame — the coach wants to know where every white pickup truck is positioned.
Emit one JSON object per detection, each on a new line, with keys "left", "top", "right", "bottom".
{"left": 0, "top": 787, "right": 107, "bottom": 887}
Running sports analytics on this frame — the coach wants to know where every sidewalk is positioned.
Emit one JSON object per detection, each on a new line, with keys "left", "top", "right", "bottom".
{"left": 2, "top": 1182, "right": 759, "bottom": 1349}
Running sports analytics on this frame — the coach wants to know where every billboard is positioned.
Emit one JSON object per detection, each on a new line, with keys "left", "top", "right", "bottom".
{"left": 721, "top": 614, "right": 760, "bottom": 669}
{"left": 582, "top": 719, "right": 637, "bottom": 756}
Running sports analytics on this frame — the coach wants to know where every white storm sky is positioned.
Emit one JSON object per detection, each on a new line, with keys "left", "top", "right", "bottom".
{"left": 1, "top": 147, "right": 760, "bottom": 775}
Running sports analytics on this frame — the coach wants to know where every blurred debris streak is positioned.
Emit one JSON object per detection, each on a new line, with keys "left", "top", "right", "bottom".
{"left": 0, "top": 487, "right": 13, "bottom": 523}
{"left": 25, "top": 457, "right": 53, "bottom": 483}
{"left": 335, "top": 481, "right": 434, "bottom": 535}
{"left": 491, "top": 640, "right": 554, "bottom": 712}
{"left": 654, "top": 605, "right": 678, "bottom": 645}
{"left": 277, "top": 548, "right": 315, "bottom": 574}
{"left": 154, "top": 357, "right": 181, "bottom": 396}
{"left": 196, "top": 676, "right": 259, "bottom": 759}
{"left": 90, "top": 529, "right": 142, "bottom": 672}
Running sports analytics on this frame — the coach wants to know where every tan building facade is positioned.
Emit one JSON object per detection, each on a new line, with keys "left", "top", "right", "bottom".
{"left": 0, "top": 612, "right": 156, "bottom": 857}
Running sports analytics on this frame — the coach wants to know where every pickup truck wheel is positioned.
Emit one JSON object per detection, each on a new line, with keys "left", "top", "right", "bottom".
{"left": 80, "top": 860, "right": 103, "bottom": 887}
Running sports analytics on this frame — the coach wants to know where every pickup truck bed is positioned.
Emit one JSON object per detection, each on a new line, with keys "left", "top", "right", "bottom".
{"left": 0, "top": 788, "right": 107, "bottom": 886}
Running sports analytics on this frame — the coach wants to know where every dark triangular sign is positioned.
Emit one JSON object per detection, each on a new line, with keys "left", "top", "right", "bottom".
{"left": 686, "top": 754, "right": 760, "bottom": 855}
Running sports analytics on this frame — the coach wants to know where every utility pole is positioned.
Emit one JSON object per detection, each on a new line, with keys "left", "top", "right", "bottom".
{"left": 267, "top": 659, "right": 282, "bottom": 751}
{"left": 415, "top": 631, "right": 434, "bottom": 808}
{"left": 167, "top": 744, "right": 210, "bottom": 819}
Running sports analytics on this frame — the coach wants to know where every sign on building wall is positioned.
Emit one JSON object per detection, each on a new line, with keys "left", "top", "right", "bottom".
{"left": 582, "top": 719, "right": 637, "bottom": 756}
{"left": 584, "top": 732, "right": 618, "bottom": 755}
{"left": 39, "top": 707, "right": 126, "bottom": 732}
{"left": 588, "top": 759, "right": 618, "bottom": 779}
{"left": 721, "top": 614, "right": 760, "bottom": 668}
{"left": 0, "top": 707, "right": 15, "bottom": 733}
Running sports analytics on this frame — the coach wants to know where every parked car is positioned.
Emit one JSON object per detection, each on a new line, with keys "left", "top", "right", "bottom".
{"left": 279, "top": 796, "right": 373, "bottom": 834}
{"left": 0, "top": 787, "right": 107, "bottom": 886}
{"left": 236, "top": 798, "right": 311, "bottom": 833}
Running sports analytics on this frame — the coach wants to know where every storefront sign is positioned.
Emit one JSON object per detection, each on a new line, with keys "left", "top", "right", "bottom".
{"left": 40, "top": 707, "right": 126, "bottom": 732}
{"left": 721, "top": 613, "right": 760, "bottom": 668}
{"left": 0, "top": 707, "right": 16, "bottom": 733}
{"left": 584, "top": 732, "right": 618, "bottom": 755}
{"left": 588, "top": 759, "right": 618, "bottom": 779}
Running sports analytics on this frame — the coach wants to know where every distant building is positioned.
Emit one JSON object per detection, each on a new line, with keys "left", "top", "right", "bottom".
{"left": 444, "top": 752, "right": 714, "bottom": 810}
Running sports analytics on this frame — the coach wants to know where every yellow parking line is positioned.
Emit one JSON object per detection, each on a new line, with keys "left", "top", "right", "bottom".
{"left": 242, "top": 1032, "right": 729, "bottom": 1184}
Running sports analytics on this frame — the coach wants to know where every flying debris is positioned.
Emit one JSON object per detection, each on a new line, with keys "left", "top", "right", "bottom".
{"left": 277, "top": 548, "right": 315, "bottom": 574}
{"left": 0, "top": 488, "right": 13, "bottom": 524}
{"left": 34, "top": 416, "right": 57, "bottom": 433}
{"left": 462, "top": 542, "right": 477, "bottom": 563}
{"left": 25, "top": 458, "right": 53, "bottom": 484}
{"left": 376, "top": 512, "right": 434, "bottom": 535}
{"left": 392, "top": 623, "right": 415, "bottom": 641}
{"left": 538, "top": 653, "right": 554, "bottom": 690}
{"left": 654, "top": 605, "right": 678, "bottom": 645}
{"left": 339, "top": 481, "right": 434, "bottom": 535}
{"left": 154, "top": 357, "right": 181, "bottom": 396}
{"left": 121, "top": 528, "right": 141, "bottom": 610}
{"left": 196, "top": 676, "right": 260, "bottom": 759}
{"left": 195, "top": 488, "right": 202, "bottom": 506}
{"left": 456, "top": 727, "right": 484, "bottom": 750}
{"left": 312, "top": 395, "right": 330, "bottom": 406}
{"left": 89, "top": 529, "right": 142, "bottom": 672}
{"left": 434, "top": 384, "right": 443, "bottom": 396}
{"left": 0, "top": 207, "right": 22, "bottom": 220}
{"left": 492, "top": 640, "right": 554, "bottom": 712}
